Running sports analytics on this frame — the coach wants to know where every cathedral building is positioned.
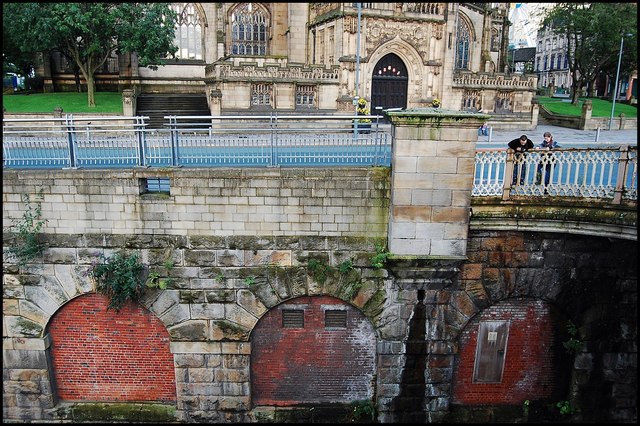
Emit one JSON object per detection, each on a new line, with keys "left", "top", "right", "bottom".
{"left": 40, "top": 3, "right": 538, "bottom": 129}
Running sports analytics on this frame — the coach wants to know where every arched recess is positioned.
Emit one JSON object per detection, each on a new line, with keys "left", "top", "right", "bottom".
{"left": 250, "top": 295, "right": 377, "bottom": 406}
{"left": 363, "top": 39, "right": 423, "bottom": 114}
{"left": 370, "top": 53, "right": 409, "bottom": 114}
{"left": 451, "top": 298, "right": 571, "bottom": 406}
{"left": 47, "top": 293, "right": 177, "bottom": 403}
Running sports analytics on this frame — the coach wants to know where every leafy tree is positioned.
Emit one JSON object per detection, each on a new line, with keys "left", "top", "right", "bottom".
{"left": 3, "top": 3, "right": 178, "bottom": 107}
{"left": 3, "top": 14, "right": 38, "bottom": 79}
{"left": 541, "top": 3, "right": 637, "bottom": 104}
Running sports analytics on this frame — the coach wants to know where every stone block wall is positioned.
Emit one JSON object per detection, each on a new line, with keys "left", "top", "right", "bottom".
{"left": 2, "top": 168, "right": 390, "bottom": 238}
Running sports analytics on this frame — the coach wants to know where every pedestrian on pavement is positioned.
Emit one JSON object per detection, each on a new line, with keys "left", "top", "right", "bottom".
{"left": 535, "top": 131, "right": 561, "bottom": 191}
{"left": 508, "top": 134, "right": 534, "bottom": 185}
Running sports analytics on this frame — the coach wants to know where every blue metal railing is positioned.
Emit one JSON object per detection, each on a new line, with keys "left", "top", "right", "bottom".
{"left": 2, "top": 114, "right": 389, "bottom": 169}
{"left": 3, "top": 115, "right": 637, "bottom": 203}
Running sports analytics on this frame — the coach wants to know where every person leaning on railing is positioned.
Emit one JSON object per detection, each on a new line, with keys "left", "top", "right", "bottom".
{"left": 508, "top": 134, "right": 534, "bottom": 185}
{"left": 535, "top": 132, "right": 561, "bottom": 192}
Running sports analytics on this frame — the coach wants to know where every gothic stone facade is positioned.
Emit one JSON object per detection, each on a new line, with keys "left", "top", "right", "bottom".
{"left": 40, "top": 3, "right": 538, "bottom": 128}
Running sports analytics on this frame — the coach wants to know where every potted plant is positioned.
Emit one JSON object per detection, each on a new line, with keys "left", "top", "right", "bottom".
{"left": 431, "top": 97, "right": 441, "bottom": 108}
{"left": 354, "top": 97, "right": 372, "bottom": 133}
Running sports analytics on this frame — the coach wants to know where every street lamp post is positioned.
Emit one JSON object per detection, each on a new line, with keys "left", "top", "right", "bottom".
{"left": 608, "top": 34, "right": 629, "bottom": 131}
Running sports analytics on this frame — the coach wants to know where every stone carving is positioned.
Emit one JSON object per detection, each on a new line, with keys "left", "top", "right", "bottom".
{"left": 215, "top": 62, "right": 339, "bottom": 82}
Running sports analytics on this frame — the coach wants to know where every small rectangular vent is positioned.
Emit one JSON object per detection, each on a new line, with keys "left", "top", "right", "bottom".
{"left": 282, "top": 310, "right": 304, "bottom": 328}
{"left": 324, "top": 310, "right": 347, "bottom": 328}
{"left": 142, "top": 177, "right": 170, "bottom": 194}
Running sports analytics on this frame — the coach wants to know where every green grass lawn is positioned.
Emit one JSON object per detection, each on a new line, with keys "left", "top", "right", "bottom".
{"left": 537, "top": 96, "right": 637, "bottom": 118}
{"left": 2, "top": 91, "right": 636, "bottom": 118}
{"left": 2, "top": 91, "right": 123, "bottom": 114}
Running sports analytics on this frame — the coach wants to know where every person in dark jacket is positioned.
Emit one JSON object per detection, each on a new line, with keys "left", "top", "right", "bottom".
{"left": 535, "top": 131, "right": 561, "bottom": 192}
{"left": 508, "top": 134, "right": 534, "bottom": 185}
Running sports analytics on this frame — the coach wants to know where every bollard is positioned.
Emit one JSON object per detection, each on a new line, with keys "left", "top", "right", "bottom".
{"left": 595, "top": 127, "right": 600, "bottom": 143}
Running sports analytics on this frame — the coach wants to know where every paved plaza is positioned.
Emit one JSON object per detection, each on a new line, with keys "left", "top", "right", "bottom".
{"left": 482, "top": 123, "right": 637, "bottom": 147}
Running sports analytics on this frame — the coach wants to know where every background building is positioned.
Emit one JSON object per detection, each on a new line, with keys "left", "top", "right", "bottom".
{"left": 38, "top": 3, "right": 538, "bottom": 129}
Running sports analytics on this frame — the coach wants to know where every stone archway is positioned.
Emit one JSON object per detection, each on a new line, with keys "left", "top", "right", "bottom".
{"left": 370, "top": 53, "right": 409, "bottom": 115}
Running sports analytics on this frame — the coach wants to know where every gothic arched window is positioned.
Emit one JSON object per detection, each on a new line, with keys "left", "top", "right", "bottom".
{"left": 171, "top": 3, "right": 204, "bottom": 60}
{"left": 231, "top": 3, "right": 268, "bottom": 56}
{"left": 455, "top": 17, "right": 472, "bottom": 70}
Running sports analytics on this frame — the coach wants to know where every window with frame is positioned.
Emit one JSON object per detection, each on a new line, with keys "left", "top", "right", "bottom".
{"left": 251, "top": 83, "right": 272, "bottom": 107}
{"left": 295, "top": 85, "right": 317, "bottom": 108}
{"left": 171, "top": 3, "right": 203, "bottom": 60}
{"left": 462, "top": 90, "right": 481, "bottom": 111}
{"left": 317, "top": 29, "right": 325, "bottom": 64}
{"left": 328, "top": 26, "right": 335, "bottom": 65}
{"left": 490, "top": 28, "right": 500, "bottom": 52}
{"left": 455, "top": 17, "right": 472, "bottom": 70}
{"left": 231, "top": 3, "right": 268, "bottom": 56}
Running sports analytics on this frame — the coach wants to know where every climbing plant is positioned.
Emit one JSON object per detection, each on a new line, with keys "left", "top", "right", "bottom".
{"left": 7, "top": 190, "right": 48, "bottom": 266}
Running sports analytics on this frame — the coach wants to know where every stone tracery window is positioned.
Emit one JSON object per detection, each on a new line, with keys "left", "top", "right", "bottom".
{"left": 455, "top": 16, "right": 472, "bottom": 70}
{"left": 495, "top": 91, "right": 513, "bottom": 113}
{"left": 296, "top": 84, "right": 317, "bottom": 108}
{"left": 251, "top": 83, "right": 272, "bottom": 107}
{"left": 490, "top": 28, "right": 500, "bottom": 52}
{"left": 171, "top": 3, "right": 203, "bottom": 60}
{"left": 462, "top": 90, "right": 481, "bottom": 111}
{"left": 231, "top": 3, "right": 268, "bottom": 56}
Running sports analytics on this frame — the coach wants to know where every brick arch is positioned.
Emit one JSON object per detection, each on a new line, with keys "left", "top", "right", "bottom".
{"left": 250, "top": 295, "right": 377, "bottom": 406}
{"left": 47, "top": 293, "right": 176, "bottom": 402}
{"left": 451, "top": 297, "right": 570, "bottom": 405}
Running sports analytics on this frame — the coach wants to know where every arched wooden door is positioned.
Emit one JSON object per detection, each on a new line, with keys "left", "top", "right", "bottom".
{"left": 371, "top": 53, "right": 408, "bottom": 118}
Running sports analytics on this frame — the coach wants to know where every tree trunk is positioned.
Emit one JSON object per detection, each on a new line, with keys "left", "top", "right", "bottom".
{"left": 74, "top": 66, "right": 81, "bottom": 93}
{"left": 571, "top": 82, "right": 581, "bottom": 105}
{"left": 86, "top": 75, "right": 96, "bottom": 108}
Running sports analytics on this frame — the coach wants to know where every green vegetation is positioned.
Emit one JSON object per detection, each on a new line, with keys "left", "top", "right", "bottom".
{"left": 370, "top": 243, "right": 391, "bottom": 269}
{"left": 555, "top": 400, "right": 579, "bottom": 416}
{"left": 145, "top": 260, "right": 175, "bottom": 290}
{"left": 307, "top": 258, "right": 332, "bottom": 285}
{"left": 3, "top": 92, "right": 635, "bottom": 119}
{"left": 562, "top": 320, "right": 584, "bottom": 354}
{"left": 86, "top": 251, "right": 146, "bottom": 311}
{"left": 350, "top": 399, "right": 377, "bottom": 421}
{"left": 7, "top": 190, "right": 48, "bottom": 266}
{"left": 2, "top": 92, "right": 123, "bottom": 114}
{"left": 537, "top": 96, "right": 637, "bottom": 118}
{"left": 3, "top": 3, "right": 177, "bottom": 107}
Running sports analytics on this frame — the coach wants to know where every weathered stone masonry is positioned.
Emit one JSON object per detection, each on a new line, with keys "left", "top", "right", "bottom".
{"left": 3, "top": 111, "right": 636, "bottom": 423}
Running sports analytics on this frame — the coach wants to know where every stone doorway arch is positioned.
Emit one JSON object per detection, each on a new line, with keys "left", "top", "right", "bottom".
{"left": 371, "top": 53, "right": 408, "bottom": 118}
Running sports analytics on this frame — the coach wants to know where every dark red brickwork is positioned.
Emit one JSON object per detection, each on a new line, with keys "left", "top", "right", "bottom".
{"left": 452, "top": 299, "right": 558, "bottom": 405}
{"left": 251, "top": 295, "right": 376, "bottom": 406}
{"left": 47, "top": 293, "right": 176, "bottom": 402}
